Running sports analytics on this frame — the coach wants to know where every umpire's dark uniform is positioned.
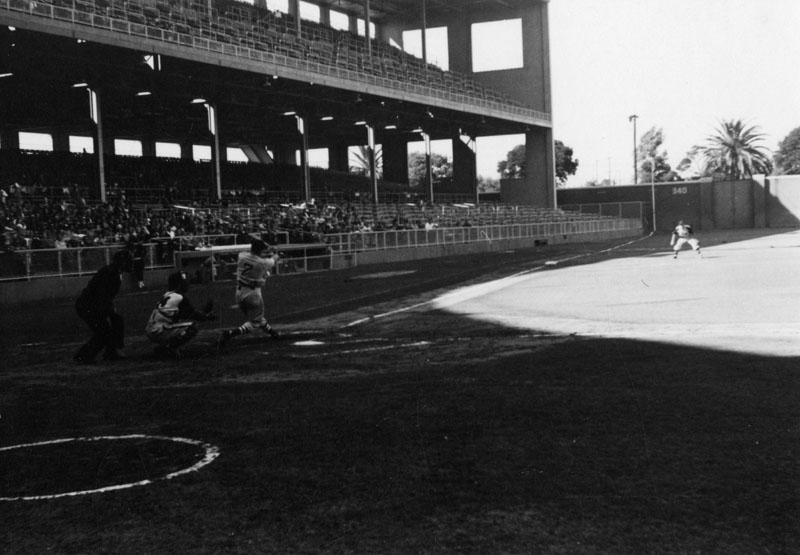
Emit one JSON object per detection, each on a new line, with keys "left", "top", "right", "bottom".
{"left": 74, "top": 252, "right": 128, "bottom": 363}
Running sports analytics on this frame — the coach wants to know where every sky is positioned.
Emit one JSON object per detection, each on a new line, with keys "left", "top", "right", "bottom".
{"left": 547, "top": 0, "right": 800, "bottom": 186}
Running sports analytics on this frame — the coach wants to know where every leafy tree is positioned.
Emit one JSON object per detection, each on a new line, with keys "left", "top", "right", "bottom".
{"left": 477, "top": 175, "right": 500, "bottom": 193}
{"left": 584, "top": 178, "right": 615, "bottom": 187}
{"left": 497, "top": 141, "right": 579, "bottom": 186}
{"left": 408, "top": 151, "right": 453, "bottom": 188}
{"left": 699, "top": 120, "right": 773, "bottom": 179}
{"left": 637, "top": 126, "right": 680, "bottom": 183}
{"left": 774, "top": 126, "right": 800, "bottom": 175}
{"left": 676, "top": 145, "right": 704, "bottom": 180}
{"left": 554, "top": 140, "right": 579, "bottom": 186}
{"left": 497, "top": 144, "right": 526, "bottom": 178}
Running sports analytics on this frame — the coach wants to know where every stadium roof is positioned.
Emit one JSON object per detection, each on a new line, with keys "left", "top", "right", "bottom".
{"left": 0, "top": 25, "right": 536, "bottom": 150}
{"left": 0, "top": 0, "right": 550, "bottom": 152}
{"left": 313, "top": 0, "right": 543, "bottom": 23}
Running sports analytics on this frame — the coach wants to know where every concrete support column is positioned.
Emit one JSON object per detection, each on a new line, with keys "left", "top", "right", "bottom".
{"left": 141, "top": 138, "right": 156, "bottom": 158}
{"left": 272, "top": 143, "right": 296, "bottom": 165}
{"left": 52, "top": 132, "right": 71, "bottom": 153}
{"left": 180, "top": 141, "right": 194, "bottom": 160}
{"left": 447, "top": 14, "right": 471, "bottom": 75}
{"left": 88, "top": 88, "right": 109, "bottom": 202}
{"left": 365, "top": 124, "right": 378, "bottom": 202}
{"left": 297, "top": 116, "right": 311, "bottom": 200}
{"left": 452, "top": 131, "right": 477, "bottom": 202}
{"left": 524, "top": 127, "right": 555, "bottom": 208}
{"left": 381, "top": 134, "right": 408, "bottom": 185}
{"left": 101, "top": 134, "right": 115, "bottom": 156}
{"left": 329, "top": 143, "right": 349, "bottom": 173}
{"left": 0, "top": 125, "right": 19, "bottom": 150}
{"left": 289, "top": 0, "right": 300, "bottom": 33}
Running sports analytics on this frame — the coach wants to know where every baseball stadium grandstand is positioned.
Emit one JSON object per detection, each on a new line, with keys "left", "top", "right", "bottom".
{"left": 0, "top": 0, "right": 642, "bottom": 302}
{"left": 0, "top": 0, "right": 553, "bottom": 202}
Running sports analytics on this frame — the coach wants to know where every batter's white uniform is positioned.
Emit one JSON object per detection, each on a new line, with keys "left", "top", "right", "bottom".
{"left": 234, "top": 251, "right": 277, "bottom": 330}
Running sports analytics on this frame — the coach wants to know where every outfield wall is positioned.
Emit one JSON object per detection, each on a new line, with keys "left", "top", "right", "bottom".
{"left": 764, "top": 175, "right": 800, "bottom": 228}
{"left": 556, "top": 177, "right": 800, "bottom": 232}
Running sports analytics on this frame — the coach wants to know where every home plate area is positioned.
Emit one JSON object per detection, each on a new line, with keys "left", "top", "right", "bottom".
{"left": 217, "top": 314, "right": 573, "bottom": 383}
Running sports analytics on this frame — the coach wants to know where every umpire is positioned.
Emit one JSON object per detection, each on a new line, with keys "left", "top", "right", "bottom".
{"left": 74, "top": 250, "right": 131, "bottom": 364}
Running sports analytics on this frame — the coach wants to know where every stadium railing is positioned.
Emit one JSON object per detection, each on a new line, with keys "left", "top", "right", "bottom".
{"left": 0, "top": 218, "right": 642, "bottom": 282}
{"left": 328, "top": 218, "right": 641, "bottom": 253}
{"left": 559, "top": 202, "right": 646, "bottom": 223}
{"left": 0, "top": 243, "right": 171, "bottom": 282}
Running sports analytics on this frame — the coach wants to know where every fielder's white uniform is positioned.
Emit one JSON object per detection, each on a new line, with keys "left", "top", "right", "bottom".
{"left": 671, "top": 223, "right": 700, "bottom": 253}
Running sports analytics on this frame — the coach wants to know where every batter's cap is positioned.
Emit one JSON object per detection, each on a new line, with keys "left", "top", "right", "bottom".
{"left": 251, "top": 238, "right": 269, "bottom": 254}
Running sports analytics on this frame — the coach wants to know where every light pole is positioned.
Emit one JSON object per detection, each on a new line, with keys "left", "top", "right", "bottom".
{"left": 628, "top": 114, "right": 638, "bottom": 184}
{"left": 650, "top": 156, "right": 657, "bottom": 232}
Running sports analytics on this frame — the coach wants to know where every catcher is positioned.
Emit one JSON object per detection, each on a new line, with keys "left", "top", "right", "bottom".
{"left": 146, "top": 271, "right": 217, "bottom": 358}
{"left": 670, "top": 220, "right": 702, "bottom": 259}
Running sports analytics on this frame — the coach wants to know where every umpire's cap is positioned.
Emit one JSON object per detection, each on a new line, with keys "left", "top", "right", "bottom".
{"left": 112, "top": 249, "right": 133, "bottom": 269}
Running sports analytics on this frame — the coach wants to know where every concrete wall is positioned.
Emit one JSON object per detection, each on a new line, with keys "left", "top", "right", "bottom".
{"left": 557, "top": 177, "right": 800, "bottom": 232}
{"left": 501, "top": 175, "right": 549, "bottom": 206}
{"left": 765, "top": 175, "right": 800, "bottom": 228}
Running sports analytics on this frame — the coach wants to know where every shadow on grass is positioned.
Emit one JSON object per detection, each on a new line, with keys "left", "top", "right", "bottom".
{"left": 1, "top": 307, "right": 798, "bottom": 555}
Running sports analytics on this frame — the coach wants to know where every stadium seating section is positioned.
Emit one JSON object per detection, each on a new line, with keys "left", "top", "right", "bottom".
{"left": 1, "top": 1, "right": 600, "bottom": 253}
{"left": 0, "top": 149, "right": 613, "bottom": 251}
{"left": 28, "top": 0, "right": 526, "bottom": 110}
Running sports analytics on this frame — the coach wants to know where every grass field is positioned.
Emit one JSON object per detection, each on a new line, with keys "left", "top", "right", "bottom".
{"left": 1, "top": 231, "right": 798, "bottom": 554}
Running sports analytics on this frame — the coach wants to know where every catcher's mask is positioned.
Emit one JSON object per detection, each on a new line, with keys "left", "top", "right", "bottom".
{"left": 167, "top": 271, "right": 190, "bottom": 294}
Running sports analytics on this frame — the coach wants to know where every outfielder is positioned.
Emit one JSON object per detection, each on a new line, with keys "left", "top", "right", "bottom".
{"left": 670, "top": 220, "right": 702, "bottom": 258}
{"left": 219, "top": 239, "right": 281, "bottom": 347}
{"left": 145, "top": 271, "right": 216, "bottom": 358}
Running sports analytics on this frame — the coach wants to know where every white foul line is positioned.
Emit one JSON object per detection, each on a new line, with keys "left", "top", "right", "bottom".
{"left": 344, "top": 236, "right": 650, "bottom": 328}
{"left": 291, "top": 341, "right": 431, "bottom": 358}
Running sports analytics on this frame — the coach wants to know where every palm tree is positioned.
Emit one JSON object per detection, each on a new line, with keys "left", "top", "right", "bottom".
{"left": 700, "top": 120, "right": 773, "bottom": 179}
{"left": 350, "top": 145, "right": 383, "bottom": 179}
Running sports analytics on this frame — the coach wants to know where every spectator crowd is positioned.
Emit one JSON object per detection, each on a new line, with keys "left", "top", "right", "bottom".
{"left": 0, "top": 182, "right": 444, "bottom": 253}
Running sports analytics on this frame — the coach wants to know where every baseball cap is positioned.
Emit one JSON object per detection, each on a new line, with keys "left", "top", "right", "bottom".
{"left": 251, "top": 239, "right": 269, "bottom": 254}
